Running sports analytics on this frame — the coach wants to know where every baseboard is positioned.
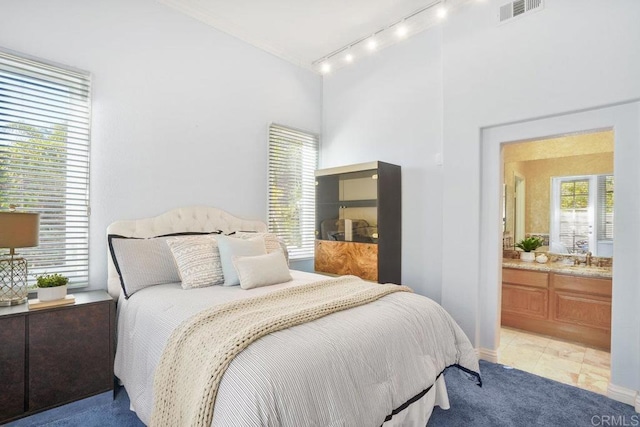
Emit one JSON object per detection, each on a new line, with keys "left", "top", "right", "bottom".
{"left": 607, "top": 382, "right": 638, "bottom": 408}
{"left": 478, "top": 347, "right": 499, "bottom": 363}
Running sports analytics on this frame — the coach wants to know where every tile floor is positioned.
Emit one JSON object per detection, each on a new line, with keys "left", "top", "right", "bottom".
{"left": 498, "top": 326, "right": 611, "bottom": 395}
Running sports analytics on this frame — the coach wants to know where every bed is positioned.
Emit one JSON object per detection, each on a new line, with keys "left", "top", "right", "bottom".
{"left": 108, "top": 206, "right": 480, "bottom": 426}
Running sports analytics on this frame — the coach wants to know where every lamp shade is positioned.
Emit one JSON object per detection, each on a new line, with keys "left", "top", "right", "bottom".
{"left": 0, "top": 212, "right": 40, "bottom": 249}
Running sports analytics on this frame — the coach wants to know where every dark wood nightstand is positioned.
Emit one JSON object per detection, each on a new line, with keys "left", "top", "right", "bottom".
{"left": 0, "top": 291, "right": 115, "bottom": 424}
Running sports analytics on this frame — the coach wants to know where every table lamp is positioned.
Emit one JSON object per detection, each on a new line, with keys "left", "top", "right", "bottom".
{"left": 0, "top": 210, "right": 40, "bottom": 306}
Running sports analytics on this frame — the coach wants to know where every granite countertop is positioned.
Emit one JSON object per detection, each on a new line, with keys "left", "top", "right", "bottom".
{"left": 502, "top": 258, "right": 612, "bottom": 278}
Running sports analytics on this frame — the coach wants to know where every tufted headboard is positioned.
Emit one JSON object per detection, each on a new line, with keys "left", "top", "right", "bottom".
{"left": 106, "top": 206, "right": 267, "bottom": 298}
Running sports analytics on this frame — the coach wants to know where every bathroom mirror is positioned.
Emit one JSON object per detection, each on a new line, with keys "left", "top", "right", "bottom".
{"left": 503, "top": 130, "right": 614, "bottom": 258}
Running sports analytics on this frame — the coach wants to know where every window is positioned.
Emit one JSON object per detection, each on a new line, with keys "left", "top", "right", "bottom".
{"left": 0, "top": 50, "right": 91, "bottom": 286}
{"left": 268, "top": 124, "right": 318, "bottom": 259}
{"left": 550, "top": 174, "right": 613, "bottom": 256}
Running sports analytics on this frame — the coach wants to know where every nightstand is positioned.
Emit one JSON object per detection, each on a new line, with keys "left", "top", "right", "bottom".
{"left": 0, "top": 291, "right": 115, "bottom": 424}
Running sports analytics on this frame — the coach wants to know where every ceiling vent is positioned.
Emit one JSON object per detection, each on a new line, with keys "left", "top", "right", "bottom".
{"left": 499, "top": 0, "right": 544, "bottom": 24}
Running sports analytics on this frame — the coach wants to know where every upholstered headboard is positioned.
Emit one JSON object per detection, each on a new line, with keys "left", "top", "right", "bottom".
{"left": 106, "top": 206, "right": 267, "bottom": 298}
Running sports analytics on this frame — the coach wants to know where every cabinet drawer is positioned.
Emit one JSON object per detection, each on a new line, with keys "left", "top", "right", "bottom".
{"left": 28, "top": 302, "right": 112, "bottom": 411}
{"left": 502, "top": 268, "right": 548, "bottom": 288}
{"left": 502, "top": 284, "right": 548, "bottom": 319}
{"left": 552, "top": 274, "right": 612, "bottom": 297}
{"left": 315, "top": 240, "right": 378, "bottom": 281}
{"left": 554, "top": 292, "right": 611, "bottom": 330}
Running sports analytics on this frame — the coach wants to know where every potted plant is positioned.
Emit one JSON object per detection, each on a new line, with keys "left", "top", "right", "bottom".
{"left": 36, "top": 273, "right": 69, "bottom": 301}
{"left": 515, "top": 237, "right": 543, "bottom": 262}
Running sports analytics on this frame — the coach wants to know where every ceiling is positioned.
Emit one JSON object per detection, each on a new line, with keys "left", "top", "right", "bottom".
{"left": 156, "top": 0, "right": 457, "bottom": 73}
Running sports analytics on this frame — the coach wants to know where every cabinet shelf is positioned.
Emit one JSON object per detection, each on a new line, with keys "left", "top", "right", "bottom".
{"left": 316, "top": 199, "right": 378, "bottom": 208}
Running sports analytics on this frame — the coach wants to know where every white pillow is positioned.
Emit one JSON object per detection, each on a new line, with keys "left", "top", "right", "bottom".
{"left": 217, "top": 235, "right": 267, "bottom": 286}
{"left": 233, "top": 232, "right": 289, "bottom": 265}
{"left": 233, "top": 251, "right": 292, "bottom": 290}
{"left": 166, "top": 235, "right": 224, "bottom": 289}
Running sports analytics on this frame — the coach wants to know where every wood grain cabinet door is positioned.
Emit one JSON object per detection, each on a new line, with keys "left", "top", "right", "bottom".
{"left": 0, "top": 316, "right": 26, "bottom": 421}
{"left": 28, "top": 303, "right": 112, "bottom": 411}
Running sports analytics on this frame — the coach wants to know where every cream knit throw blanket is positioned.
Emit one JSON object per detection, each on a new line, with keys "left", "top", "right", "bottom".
{"left": 150, "top": 275, "right": 412, "bottom": 427}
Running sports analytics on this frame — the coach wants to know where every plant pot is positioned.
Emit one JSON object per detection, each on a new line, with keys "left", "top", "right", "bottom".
{"left": 520, "top": 252, "right": 535, "bottom": 262}
{"left": 37, "top": 285, "right": 67, "bottom": 302}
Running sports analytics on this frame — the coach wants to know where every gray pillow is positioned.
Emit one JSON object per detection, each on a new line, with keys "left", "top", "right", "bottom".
{"left": 108, "top": 232, "right": 220, "bottom": 298}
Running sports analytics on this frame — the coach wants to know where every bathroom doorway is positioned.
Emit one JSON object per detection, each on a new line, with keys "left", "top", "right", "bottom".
{"left": 498, "top": 130, "right": 613, "bottom": 395}
{"left": 479, "top": 102, "right": 640, "bottom": 407}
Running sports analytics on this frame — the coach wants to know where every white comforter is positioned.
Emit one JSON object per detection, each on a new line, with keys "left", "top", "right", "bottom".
{"left": 114, "top": 270, "right": 479, "bottom": 426}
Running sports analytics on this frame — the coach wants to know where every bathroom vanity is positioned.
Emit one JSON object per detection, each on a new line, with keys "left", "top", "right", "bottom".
{"left": 501, "top": 259, "right": 612, "bottom": 350}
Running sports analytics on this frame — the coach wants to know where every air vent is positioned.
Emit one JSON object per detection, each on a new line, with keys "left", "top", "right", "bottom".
{"left": 499, "top": 0, "right": 543, "bottom": 24}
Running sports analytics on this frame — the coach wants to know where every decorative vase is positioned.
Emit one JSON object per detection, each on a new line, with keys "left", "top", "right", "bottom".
{"left": 520, "top": 252, "right": 535, "bottom": 262}
{"left": 37, "top": 285, "right": 67, "bottom": 302}
{"left": 535, "top": 254, "right": 549, "bottom": 264}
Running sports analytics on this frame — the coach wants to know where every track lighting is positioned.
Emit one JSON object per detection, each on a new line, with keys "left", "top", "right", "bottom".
{"left": 312, "top": 0, "right": 456, "bottom": 73}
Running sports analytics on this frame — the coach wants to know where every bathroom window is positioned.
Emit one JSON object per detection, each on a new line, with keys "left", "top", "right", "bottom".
{"left": 550, "top": 174, "right": 613, "bottom": 256}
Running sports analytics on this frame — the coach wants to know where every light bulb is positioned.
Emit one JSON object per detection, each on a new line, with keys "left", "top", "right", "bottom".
{"left": 321, "top": 62, "right": 331, "bottom": 74}
{"left": 396, "top": 25, "right": 408, "bottom": 38}
{"left": 345, "top": 53, "right": 353, "bottom": 63}
{"left": 437, "top": 6, "right": 447, "bottom": 19}
{"left": 367, "top": 39, "right": 377, "bottom": 51}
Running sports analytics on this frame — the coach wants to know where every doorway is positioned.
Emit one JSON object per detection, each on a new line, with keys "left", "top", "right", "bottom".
{"left": 478, "top": 102, "right": 640, "bottom": 405}
{"left": 499, "top": 130, "right": 614, "bottom": 395}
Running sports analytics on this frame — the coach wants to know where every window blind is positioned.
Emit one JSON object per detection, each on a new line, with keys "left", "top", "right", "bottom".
{"left": 597, "top": 175, "right": 614, "bottom": 241}
{"left": 0, "top": 50, "right": 91, "bottom": 287}
{"left": 268, "top": 124, "right": 318, "bottom": 259}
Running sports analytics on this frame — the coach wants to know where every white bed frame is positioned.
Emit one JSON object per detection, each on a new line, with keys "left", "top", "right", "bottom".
{"left": 106, "top": 206, "right": 267, "bottom": 298}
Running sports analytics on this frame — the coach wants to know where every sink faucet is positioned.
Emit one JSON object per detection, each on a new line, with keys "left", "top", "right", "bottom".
{"left": 586, "top": 251, "right": 592, "bottom": 266}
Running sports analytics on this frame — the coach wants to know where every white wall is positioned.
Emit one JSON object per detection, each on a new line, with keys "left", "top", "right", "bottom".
{"left": 441, "top": 0, "right": 640, "bottom": 339}
{"left": 441, "top": 0, "right": 640, "bottom": 396}
{"left": 322, "top": 29, "right": 444, "bottom": 299}
{"left": 0, "top": 0, "right": 322, "bottom": 287}
{"left": 323, "top": 0, "right": 640, "bottom": 399}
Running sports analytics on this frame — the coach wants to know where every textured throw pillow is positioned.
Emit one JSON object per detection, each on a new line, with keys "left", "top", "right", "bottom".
{"left": 109, "top": 235, "right": 182, "bottom": 298}
{"left": 217, "top": 235, "right": 267, "bottom": 286}
{"left": 233, "top": 251, "right": 292, "bottom": 290}
{"left": 166, "top": 236, "right": 224, "bottom": 289}
{"left": 232, "top": 232, "right": 289, "bottom": 264}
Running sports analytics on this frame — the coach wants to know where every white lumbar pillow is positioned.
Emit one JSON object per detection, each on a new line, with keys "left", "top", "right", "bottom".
{"left": 233, "top": 251, "right": 292, "bottom": 290}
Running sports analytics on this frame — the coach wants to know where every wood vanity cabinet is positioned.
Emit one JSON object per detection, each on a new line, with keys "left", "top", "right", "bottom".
{"left": 315, "top": 161, "right": 401, "bottom": 284}
{"left": 502, "top": 268, "right": 611, "bottom": 349}
{"left": 501, "top": 269, "right": 549, "bottom": 320}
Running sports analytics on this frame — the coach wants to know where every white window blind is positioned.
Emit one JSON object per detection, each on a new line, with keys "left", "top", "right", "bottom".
{"left": 551, "top": 174, "right": 614, "bottom": 256}
{"left": 0, "top": 50, "right": 91, "bottom": 287}
{"left": 597, "top": 175, "right": 614, "bottom": 241}
{"left": 268, "top": 124, "right": 318, "bottom": 259}
{"left": 558, "top": 178, "right": 591, "bottom": 253}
